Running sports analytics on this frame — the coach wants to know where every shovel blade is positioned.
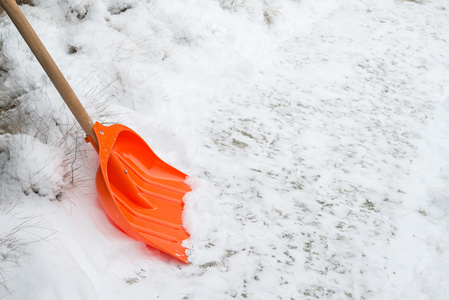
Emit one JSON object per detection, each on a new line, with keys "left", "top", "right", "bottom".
{"left": 92, "top": 122, "right": 190, "bottom": 263}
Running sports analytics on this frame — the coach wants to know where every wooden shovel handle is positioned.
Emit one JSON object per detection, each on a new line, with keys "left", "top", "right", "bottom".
{"left": 0, "top": 0, "right": 98, "bottom": 145}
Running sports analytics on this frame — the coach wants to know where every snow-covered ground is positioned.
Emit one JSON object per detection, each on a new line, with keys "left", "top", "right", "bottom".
{"left": 1, "top": 0, "right": 449, "bottom": 299}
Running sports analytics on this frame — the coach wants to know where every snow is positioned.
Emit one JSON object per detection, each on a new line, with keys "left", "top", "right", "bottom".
{"left": 1, "top": 0, "right": 449, "bottom": 298}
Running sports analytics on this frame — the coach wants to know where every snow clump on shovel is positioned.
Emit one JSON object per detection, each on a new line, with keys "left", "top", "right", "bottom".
{"left": 182, "top": 177, "right": 228, "bottom": 264}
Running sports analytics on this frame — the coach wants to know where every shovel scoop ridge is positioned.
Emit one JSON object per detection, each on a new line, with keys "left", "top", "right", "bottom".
{"left": 90, "top": 122, "right": 191, "bottom": 263}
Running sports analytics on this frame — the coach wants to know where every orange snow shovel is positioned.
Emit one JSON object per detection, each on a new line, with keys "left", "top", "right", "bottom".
{"left": 1, "top": 0, "right": 190, "bottom": 263}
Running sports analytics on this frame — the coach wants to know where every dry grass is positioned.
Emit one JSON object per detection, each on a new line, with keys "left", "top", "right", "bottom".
{"left": 0, "top": 199, "right": 30, "bottom": 297}
{"left": 0, "top": 0, "right": 34, "bottom": 14}
{"left": 219, "top": 0, "right": 281, "bottom": 27}
{"left": 0, "top": 93, "right": 24, "bottom": 135}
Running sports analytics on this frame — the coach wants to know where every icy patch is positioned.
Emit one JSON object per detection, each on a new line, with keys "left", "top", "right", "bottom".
{"left": 0, "top": 134, "right": 68, "bottom": 200}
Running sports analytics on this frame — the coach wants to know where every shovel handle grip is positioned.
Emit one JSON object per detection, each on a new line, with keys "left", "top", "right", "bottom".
{"left": 0, "top": 0, "right": 98, "bottom": 145}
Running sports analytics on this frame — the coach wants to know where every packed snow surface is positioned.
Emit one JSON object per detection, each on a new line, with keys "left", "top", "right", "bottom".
{"left": 1, "top": 0, "right": 449, "bottom": 299}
